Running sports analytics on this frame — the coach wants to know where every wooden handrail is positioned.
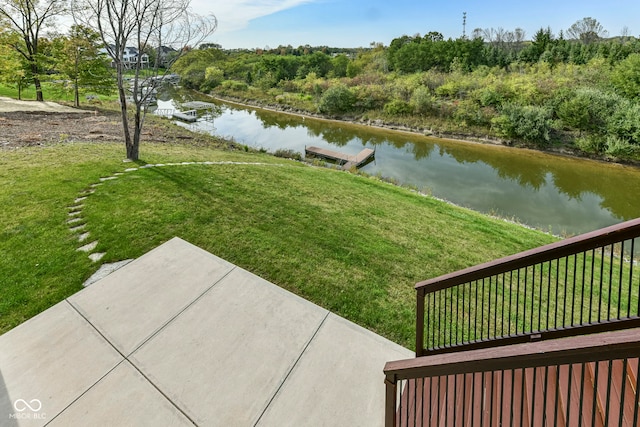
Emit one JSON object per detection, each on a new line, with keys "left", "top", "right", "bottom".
{"left": 415, "top": 217, "right": 640, "bottom": 292}
{"left": 386, "top": 327, "right": 640, "bottom": 381}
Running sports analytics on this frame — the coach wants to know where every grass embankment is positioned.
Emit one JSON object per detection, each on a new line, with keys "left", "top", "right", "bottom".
{"left": 0, "top": 140, "right": 556, "bottom": 348}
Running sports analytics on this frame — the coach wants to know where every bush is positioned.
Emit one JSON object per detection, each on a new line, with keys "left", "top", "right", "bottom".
{"left": 383, "top": 99, "right": 413, "bottom": 115}
{"left": 575, "top": 135, "right": 606, "bottom": 154}
{"left": 218, "top": 80, "right": 248, "bottom": 93}
{"left": 491, "top": 104, "right": 553, "bottom": 143}
{"left": 202, "top": 67, "right": 224, "bottom": 91}
{"left": 318, "top": 84, "right": 356, "bottom": 115}
{"left": 605, "top": 136, "right": 639, "bottom": 158}
{"left": 453, "top": 100, "right": 495, "bottom": 127}
{"left": 273, "top": 149, "right": 302, "bottom": 161}
{"left": 411, "top": 86, "right": 436, "bottom": 115}
{"left": 557, "top": 88, "right": 620, "bottom": 134}
{"left": 353, "top": 84, "right": 389, "bottom": 110}
{"left": 607, "top": 101, "right": 640, "bottom": 144}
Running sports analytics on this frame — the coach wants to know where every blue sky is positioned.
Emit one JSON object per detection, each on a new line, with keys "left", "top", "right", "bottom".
{"left": 197, "top": 0, "right": 640, "bottom": 49}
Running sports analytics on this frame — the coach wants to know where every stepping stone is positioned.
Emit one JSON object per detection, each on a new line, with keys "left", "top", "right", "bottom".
{"left": 114, "top": 172, "right": 123, "bottom": 176}
{"left": 68, "top": 205, "right": 83, "bottom": 211}
{"left": 124, "top": 168, "right": 138, "bottom": 172}
{"left": 99, "top": 176, "right": 117, "bottom": 182}
{"left": 78, "top": 241, "right": 98, "bottom": 252}
{"left": 67, "top": 217, "right": 83, "bottom": 225}
{"left": 82, "top": 259, "right": 134, "bottom": 286}
{"left": 75, "top": 196, "right": 87, "bottom": 203}
{"left": 78, "top": 232, "right": 90, "bottom": 242}
{"left": 70, "top": 224, "right": 86, "bottom": 232}
{"left": 90, "top": 183, "right": 103, "bottom": 188}
{"left": 88, "top": 252, "right": 106, "bottom": 263}
{"left": 68, "top": 211, "right": 82, "bottom": 217}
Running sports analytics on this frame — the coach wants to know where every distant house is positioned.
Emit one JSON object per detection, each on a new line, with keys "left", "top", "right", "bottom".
{"left": 156, "top": 46, "right": 178, "bottom": 67}
{"left": 100, "top": 45, "right": 149, "bottom": 69}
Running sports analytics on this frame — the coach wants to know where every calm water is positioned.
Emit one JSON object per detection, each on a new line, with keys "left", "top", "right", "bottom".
{"left": 154, "top": 93, "right": 640, "bottom": 236}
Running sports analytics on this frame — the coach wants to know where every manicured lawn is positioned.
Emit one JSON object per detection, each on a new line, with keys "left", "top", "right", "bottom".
{"left": 0, "top": 141, "right": 556, "bottom": 348}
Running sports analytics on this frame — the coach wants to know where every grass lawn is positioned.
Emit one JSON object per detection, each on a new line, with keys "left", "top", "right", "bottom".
{"left": 0, "top": 140, "right": 557, "bottom": 349}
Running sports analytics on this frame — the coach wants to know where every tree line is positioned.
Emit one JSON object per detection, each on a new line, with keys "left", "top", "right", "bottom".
{"left": 170, "top": 17, "right": 640, "bottom": 161}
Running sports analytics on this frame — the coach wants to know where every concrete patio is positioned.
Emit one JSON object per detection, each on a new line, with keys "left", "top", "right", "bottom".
{"left": 0, "top": 237, "right": 411, "bottom": 426}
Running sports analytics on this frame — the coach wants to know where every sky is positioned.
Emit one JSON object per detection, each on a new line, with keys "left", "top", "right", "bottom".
{"left": 193, "top": 0, "right": 640, "bottom": 49}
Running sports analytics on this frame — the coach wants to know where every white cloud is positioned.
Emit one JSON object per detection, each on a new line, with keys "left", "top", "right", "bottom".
{"left": 191, "top": 0, "right": 316, "bottom": 34}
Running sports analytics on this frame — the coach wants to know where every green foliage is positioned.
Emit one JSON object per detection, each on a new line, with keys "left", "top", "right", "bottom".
{"left": 410, "top": 86, "right": 436, "bottom": 115}
{"left": 203, "top": 66, "right": 224, "bottom": 91}
{"left": 607, "top": 101, "right": 640, "bottom": 144}
{"left": 605, "top": 136, "right": 640, "bottom": 157}
{"left": 557, "top": 88, "right": 619, "bottom": 134}
{"left": 383, "top": 99, "right": 413, "bottom": 115}
{"left": 574, "top": 135, "right": 606, "bottom": 153}
{"left": 318, "top": 84, "right": 356, "bottom": 115}
{"left": 612, "top": 53, "right": 640, "bottom": 99}
{"left": 492, "top": 104, "right": 553, "bottom": 143}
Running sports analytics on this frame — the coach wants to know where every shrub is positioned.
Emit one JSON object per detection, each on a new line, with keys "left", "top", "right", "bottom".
{"left": 557, "top": 88, "right": 620, "bottom": 134}
{"left": 217, "top": 80, "right": 249, "bottom": 94}
{"left": 202, "top": 67, "right": 224, "bottom": 91}
{"left": 491, "top": 104, "right": 553, "bottom": 143}
{"left": 273, "top": 149, "right": 302, "bottom": 161}
{"left": 318, "top": 84, "right": 356, "bottom": 115}
{"left": 575, "top": 135, "right": 606, "bottom": 154}
{"left": 411, "top": 86, "right": 436, "bottom": 115}
{"left": 605, "top": 136, "right": 639, "bottom": 158}
{"left": 607, "top": 101, "right": 640, "bottom": 145}
{"left": 383, "top": 99, "right": 413, "bottom": 115}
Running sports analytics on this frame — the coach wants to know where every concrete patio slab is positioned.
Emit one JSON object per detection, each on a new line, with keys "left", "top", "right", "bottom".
{"left": 256, "top": 313, "right": 411, "bottom": 426}
{"left": 0, "top": 237, "right": 412, "bottom": 426}
{"left": 47, "top": 361, "right": 193, "bottom": 427}
{"left": 68, "top": 237, "right": 235, "bottom": 355}
{"left": 0, "top": 302, "right": 122, "bottom": 426}
{"left": 130, "top": 267, "right": 329, "bottom": 425}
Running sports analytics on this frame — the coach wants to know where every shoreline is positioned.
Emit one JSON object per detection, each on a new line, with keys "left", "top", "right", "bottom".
{"left": 208, "top": 93, "right": 640, "bottom": 169}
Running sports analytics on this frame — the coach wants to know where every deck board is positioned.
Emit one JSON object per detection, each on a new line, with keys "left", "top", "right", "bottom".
{"left": 305, "top": 146, "right": 375, "bottom": 170}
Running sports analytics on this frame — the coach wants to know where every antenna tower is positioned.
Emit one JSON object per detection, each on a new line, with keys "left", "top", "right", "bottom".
{"left": 463, "top": 12, "right": 467, "bottom": 38}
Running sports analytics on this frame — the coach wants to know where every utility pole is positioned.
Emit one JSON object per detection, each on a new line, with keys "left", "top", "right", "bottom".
{"left": 462, "top": 12, "right": 467, "bottom": 39}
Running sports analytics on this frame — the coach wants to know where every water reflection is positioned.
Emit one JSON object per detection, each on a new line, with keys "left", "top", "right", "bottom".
{"left": 153, "top": 92, "right": 640, "bottom": 236}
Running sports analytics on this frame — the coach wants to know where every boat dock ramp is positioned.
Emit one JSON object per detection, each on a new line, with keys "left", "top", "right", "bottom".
{"left": 305, "top": 146, "right": 375, "bottom": 170}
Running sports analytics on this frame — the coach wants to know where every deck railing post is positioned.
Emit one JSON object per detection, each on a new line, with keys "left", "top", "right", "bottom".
{"left": 417, "top": 288, "right": 426, "bottom": 357}
{"left": 384, "top": 374, "right": 398, "bottom": 427}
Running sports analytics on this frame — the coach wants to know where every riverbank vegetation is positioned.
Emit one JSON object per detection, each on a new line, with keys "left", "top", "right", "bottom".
{"left": 172, "top": 18, "right": 640, "bottom": 162}
{"left": 0, "top": 138, "right": 555, "bottom": 347}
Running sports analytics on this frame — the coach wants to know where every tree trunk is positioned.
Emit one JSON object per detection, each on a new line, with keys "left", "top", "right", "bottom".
{"left": 74, "top": 76, "right": 80, "bottom": 108}
{"left": 131, "top": 107, "right": 142, "bottom": 161}
{"left": 117, "top": 64, "right": 135, "bottom": 160}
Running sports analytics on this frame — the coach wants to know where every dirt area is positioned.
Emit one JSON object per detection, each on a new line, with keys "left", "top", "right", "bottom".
{"left": 0, "top": 97, "right": 228, "bottom": 149}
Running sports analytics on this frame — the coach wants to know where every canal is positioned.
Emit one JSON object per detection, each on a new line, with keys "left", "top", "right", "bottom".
{"left": 154, "top": 93, "right": 640, "bottom": 236}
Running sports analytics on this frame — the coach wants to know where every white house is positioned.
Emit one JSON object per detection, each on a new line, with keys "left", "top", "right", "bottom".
{"left": 100, "top": 45, "right": 149, "bottom": 69}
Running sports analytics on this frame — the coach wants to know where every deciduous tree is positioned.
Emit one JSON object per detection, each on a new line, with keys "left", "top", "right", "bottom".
{"left": 72, "top": 0, "right": 216, "bottom": 160}
{"left": 0, "top": 0, "right": 66, "bottom": 101}
{"left": 567, "top": 17, "right": 608, "bottom": 44}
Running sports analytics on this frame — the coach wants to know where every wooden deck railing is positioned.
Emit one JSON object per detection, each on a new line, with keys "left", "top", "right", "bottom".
{"left": 415, "top": 218, "right": 640, "bottom": 357}
{"left": 385, "top": 328, "right": 640, "bottom": 426}
{"left": 384, "top": 218, "right": 640, "bottom": 426}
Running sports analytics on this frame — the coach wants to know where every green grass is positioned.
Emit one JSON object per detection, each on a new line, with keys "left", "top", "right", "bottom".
{"left": 0, "top": 140, "right": 556, "bottom": 349}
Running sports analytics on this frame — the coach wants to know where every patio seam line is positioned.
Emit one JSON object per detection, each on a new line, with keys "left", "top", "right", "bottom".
{"left": 43, "top": 300, "right": 131, "bottom": 426}
{"left": 125, "top": 265, "right": 238, "bottom": 357}
{"left": 63, "top": 293, "right": 202, "bottom": 426}
{"left": 253, "top": 310, "right": 331, "bottom": 427}
{"left": 44, "top": 359, "right": 129, "bottom": 427}
{"left": 62, "top": 266, "right": 239, "bottom": 426}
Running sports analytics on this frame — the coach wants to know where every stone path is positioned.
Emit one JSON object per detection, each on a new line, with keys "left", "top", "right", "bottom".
{"left": 66, "top": 161, "right": 284, "bottom": 284}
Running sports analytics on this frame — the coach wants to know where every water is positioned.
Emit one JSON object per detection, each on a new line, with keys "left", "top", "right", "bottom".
{"left": 154, "top": 94, "right": 640, "bottom": 236}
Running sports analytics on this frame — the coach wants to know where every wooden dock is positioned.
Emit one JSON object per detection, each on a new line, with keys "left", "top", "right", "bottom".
{"left": 173, "top": 110, "right": 198, "bottom": 122}
{"left": 305, "top": 146, "right": 375, "bottom": 170}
